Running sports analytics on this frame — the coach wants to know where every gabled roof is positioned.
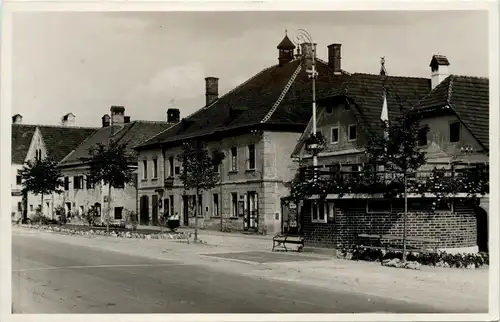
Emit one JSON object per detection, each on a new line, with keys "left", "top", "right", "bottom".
{"left": 11, "top": 124, "right": 37, "bottom": 164}
{"left": 291, "top": 73, "right": 431, "bottom": 157}
{"left": 135, "top": 58, "right": 349, "bottom": 150}
{"left": 38, "top": 125, "right": 98, "bottom": 162}
{"left": 11, "top": 124, "right": 97, "bottom": 164}
{"left": 59, "top": 121, "right": 174, "bottom": 166}
{"left": 413, "top": 75, "right": 489, "bottom": 150}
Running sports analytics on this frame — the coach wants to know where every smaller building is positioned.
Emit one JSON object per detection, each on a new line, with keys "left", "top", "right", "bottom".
{"left": 290, "top": 55, "right": 489, "bottom": 253}
{"left": 11, "top": 113, "right": 98, "bottom": 221}
{"left": 56, "top": 106, "right": 176, "bottom": 224}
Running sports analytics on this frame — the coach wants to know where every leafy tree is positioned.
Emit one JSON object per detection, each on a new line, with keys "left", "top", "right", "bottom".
{"left": 18, "top": 158, "right": 64, "bottom": 223}
{"left": 80, "top": 139, "right": 134, "bottom": 233}
{"left": 364, "top": 111, "right": 429, "bottom": 261}
{"left": 177, "top": 140, "right": 222, "bottom": 242}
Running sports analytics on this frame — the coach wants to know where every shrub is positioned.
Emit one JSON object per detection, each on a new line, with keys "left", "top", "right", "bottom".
{"left": 81, "top": 208, "right": 98, "bottom": 227}
{"left": 124, "top": 210, "right": 138, "bottom": 231}
{"left": 338, "top": 244, "right": 488, "bottom": 268}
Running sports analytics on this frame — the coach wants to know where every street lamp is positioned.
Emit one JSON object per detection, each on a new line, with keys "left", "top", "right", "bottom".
{"left": 294, "top": 29, "right": 319, "bottom": 168}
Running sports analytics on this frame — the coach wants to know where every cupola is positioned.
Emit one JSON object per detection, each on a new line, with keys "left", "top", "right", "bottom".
{"left": 277, "top": 30, "right": 296, "bottom": 67}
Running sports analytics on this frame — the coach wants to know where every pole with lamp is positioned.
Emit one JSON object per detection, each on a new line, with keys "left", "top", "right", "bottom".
{"left": 294, "top": 29, "right": 323, "bottom": 177}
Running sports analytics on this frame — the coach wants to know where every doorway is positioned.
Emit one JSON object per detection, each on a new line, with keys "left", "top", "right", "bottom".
{"left": 244, "top": 192, "right": 258, "bottom": 232}
{"left": 139, "top": 195, "right": 149, "bottom": 225}
{"left": 182, "top": 195, "right": 189, "bottom": 226}
{"left": 476, "top": 206, "right": 488, "bottom": 252}
{"left": 152, "top": 195, "right": 159, "bottom": 226}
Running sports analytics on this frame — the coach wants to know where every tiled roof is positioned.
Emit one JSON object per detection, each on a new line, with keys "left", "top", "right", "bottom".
{"left": 60, "top": 121, "right": 174, "bottom": 166}
{"left": 11, "top": 124, "right": 37, "bottom": 164}
{"left": 277, "top": 35, "right": 296, "bottom": 49}
{"left": 38, "top": 126, "right": 98, "bottom": 162}
{"left": 430, "top": 55, "right": 450, "bottom": 67}
{"left": 291, "top": 73, "right": 431, "bottom": 157}
{"left": 413, "top": 75, "right": 489, "bottom": 150}
{"left": 135, "top": 58, "right": 349, "bottom": 150}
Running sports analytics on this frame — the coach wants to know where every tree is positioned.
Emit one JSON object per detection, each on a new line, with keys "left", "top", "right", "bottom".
{"left": 177, "top": 140, "right": 222, "bottom": 242}
{"left": 18, "top": 158, "right": 64, "bottom": 223}
{"left": 364, "top": 111, "right": 429, "bottom": 261}
{"left": 80, "top": 139, "right": 134, "bottom": 233}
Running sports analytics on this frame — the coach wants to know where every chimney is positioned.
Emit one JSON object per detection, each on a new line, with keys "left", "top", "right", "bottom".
{"left": 300, "top": 42, "right": 316, "bottom": 72}
{"left": 167, "top": 108, "right": 180, "bottom": 124}
{"left": 12, "top": 114, "right": 23, "bottom": 124}
{"left": 61, "top": 113, "right": 75, "bottom": 126}
{"left": 430, "top": 55, "right": 450, "bottom": 89}
{"left": 102, "top": 114, "right": 110, "bottom": 127}
{"left": 205, "top": 77, "right": 219, "bottom": 106}
{"left": 328, "top": 43, "right": 342, "bottom": 74}
{"left": 124, "top": 116, "right": 131, "bottom": 123}
{"left": 110, "top": 105, "right": 125, "bottom": 125}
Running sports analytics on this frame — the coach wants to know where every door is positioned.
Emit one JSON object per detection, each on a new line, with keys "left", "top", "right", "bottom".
{"left": 164, "top": 198, "right": 170, "bottom": 218}
{"left": 152, "top": 195, "right": 159, "bottom": 226}
{"left": 182, "top": 195, "right": 189, "bottom": 226}
{"left": 140, "top": 195, "right": 149, "bottom": 225}
{"left": 245, "top": 192, "right": 258, "bottom": 231}
{"left": 476, "top": 207, "right": 488, "bottom": 252}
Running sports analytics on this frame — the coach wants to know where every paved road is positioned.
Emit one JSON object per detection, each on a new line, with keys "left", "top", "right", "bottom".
{"left": 12, "top": 232, "right": 446, "bottom": 313}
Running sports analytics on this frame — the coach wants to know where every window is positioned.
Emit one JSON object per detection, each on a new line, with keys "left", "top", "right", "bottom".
{"left": 230, "top": 147, "right": 238, "bottom": 171}
{"left": 348, "top": 124, "right": 357, "bottom": 141}
{"left": 367, "top": 200, "right": 392, "bottom": 214}
{"left": 212, "top": 194, "right": 219, "bottom": 217}
{"left": 174, "top": 166, "right": 180, "bottom": 175}
{"left": 114, "top": 176, "right": 125, "bottom": 189}
{"left": 114, "top": 207, "right": 123, "bottom": 220}
{"left": 16, "top": 175, "right": 22, "bottom": 185}
{"left": 17, "top": 202, "right": 22, "bottom": 211}
{"left": 330, "top": 126, "right": 339, "bottom": 144}
{"left": 418, "top": 127, "right": 428, "bottom": 146}
{"left": 311, "top": 200, "right": 326, "bottom": 223}
{"left": 449, "top": 121, "right": 460, "bottom": 143}
{"left": 64, "top": 177, "right": 69, "bottom": 191}
{"left": 231, "top": 192, "right": 238, "bottom": 217}
{"left": 86, "top": 176, "right": 95, "bottom": 189}
{"left": 142, "top": 160, "right": 148, "bottom": 179}
{"left": 30, "top": 205, "right": 33, "bottom": 211}
{"left": 169, "top": 156, "right": 174, "bottom": 177}
{"left": 247, "top": 144, "right": 256, "bottom": 170}
{"left": 435, "top": 199, "right": 453, "bottom": 212}
{"left": 73, "top": 176, "right": 84, "bottom": 190}
{"left": 35, "top": 149, "right": 42, "bottom": 160}
{"left": 152, "top": 159, "right": 158, "bottom": 179}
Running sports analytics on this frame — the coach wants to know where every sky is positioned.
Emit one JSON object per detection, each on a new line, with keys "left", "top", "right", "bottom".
{"left": 12, "top": 10, "right": 488, "bottom": 127}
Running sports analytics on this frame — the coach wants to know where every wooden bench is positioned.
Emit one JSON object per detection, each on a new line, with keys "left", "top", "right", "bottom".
{"left": 358, "top": 234, "right": 439, "bottom": 262}
{"left": 272, "top": 234, "right": 304, "bottom": 252}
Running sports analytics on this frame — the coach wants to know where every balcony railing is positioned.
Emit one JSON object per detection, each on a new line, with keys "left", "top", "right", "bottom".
{"left": 292, "top": 161, "right": 489, "bottom": 199}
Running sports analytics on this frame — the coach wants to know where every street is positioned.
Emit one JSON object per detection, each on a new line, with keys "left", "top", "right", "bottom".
{"left": 12, "top": 231, "right": 447, "bottom": 314}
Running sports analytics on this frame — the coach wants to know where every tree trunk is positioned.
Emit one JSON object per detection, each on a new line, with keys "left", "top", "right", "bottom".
{"left": 107, "top": 183, "right": 112, "bottom": 234}
{"left": 220, "top": 162, "right": 223, "bottom": 232}
{"left": 22, "top": 189, "right": 28, "bottom": 224}
{"left": 194, "top": 188, "right": 199, "bottom": 243}
{"left": 402, "top": 172, "right": 408, "bottom": 262}
{"left": 40, "top": 193, "right": 44, "bottom": 216}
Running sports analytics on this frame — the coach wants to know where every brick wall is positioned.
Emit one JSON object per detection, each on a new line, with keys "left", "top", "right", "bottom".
{"left": 302, "top": 198, "right": 478, "bottom": 250}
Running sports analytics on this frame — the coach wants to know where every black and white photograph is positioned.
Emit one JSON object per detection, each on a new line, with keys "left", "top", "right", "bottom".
{"left": 1, "top": 1, "right": 498, "bottom": 320}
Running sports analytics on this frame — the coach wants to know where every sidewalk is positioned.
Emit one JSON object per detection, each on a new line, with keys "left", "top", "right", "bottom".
{"left": 13, "top": 226, "right": 489, "bottom": 313}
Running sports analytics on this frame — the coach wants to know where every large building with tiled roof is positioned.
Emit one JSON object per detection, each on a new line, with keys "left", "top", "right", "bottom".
{"left": 133, "top": 34, "right": 349, "bottom": 234}
{"left": 54, "top": 106, "right": 177, "bottom": 224}
{"left": 289, "top": 54, "right": 489, "bottom": 253}
{"left": 10, "top": 114, "right": 98, "bottom": 221}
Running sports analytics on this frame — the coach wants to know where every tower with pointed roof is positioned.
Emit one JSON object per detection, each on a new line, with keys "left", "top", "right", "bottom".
{"left": 277, "top": 30, "right": 296, "bottom": 66}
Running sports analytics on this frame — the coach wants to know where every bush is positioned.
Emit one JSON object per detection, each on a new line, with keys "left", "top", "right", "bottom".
{"left": 338, "top": 244, "right": 488, "bottom": 268}
{"left": 81, "top": 208, "right": 98, "bottom": 227}
{"left": 125, "top": 210, "right": 138, "bottom": 231}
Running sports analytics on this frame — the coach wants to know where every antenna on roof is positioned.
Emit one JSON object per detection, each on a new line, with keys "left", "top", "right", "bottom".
{"left": 380, "top": 56, "right": 388, "bottom": 76}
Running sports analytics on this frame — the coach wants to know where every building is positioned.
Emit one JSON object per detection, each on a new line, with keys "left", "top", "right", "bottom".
{"left": 133, "top": 34, "right": 350, "bottom": 235}
{"left": 290, "top": 55, "right": 489, "bottom": 253}
{"left": 11, "top": 114, "right": 98, "bottom": 221}
{"left": 55, "top": 106, "right": 176, "bottom": 224}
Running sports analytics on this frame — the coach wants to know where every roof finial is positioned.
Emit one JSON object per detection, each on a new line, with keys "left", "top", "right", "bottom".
{"left": 380, "top": 56, "right": 388, "bottom": 76}
{"left": 285, "top": 29, "right": 287, "bottom": 36}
